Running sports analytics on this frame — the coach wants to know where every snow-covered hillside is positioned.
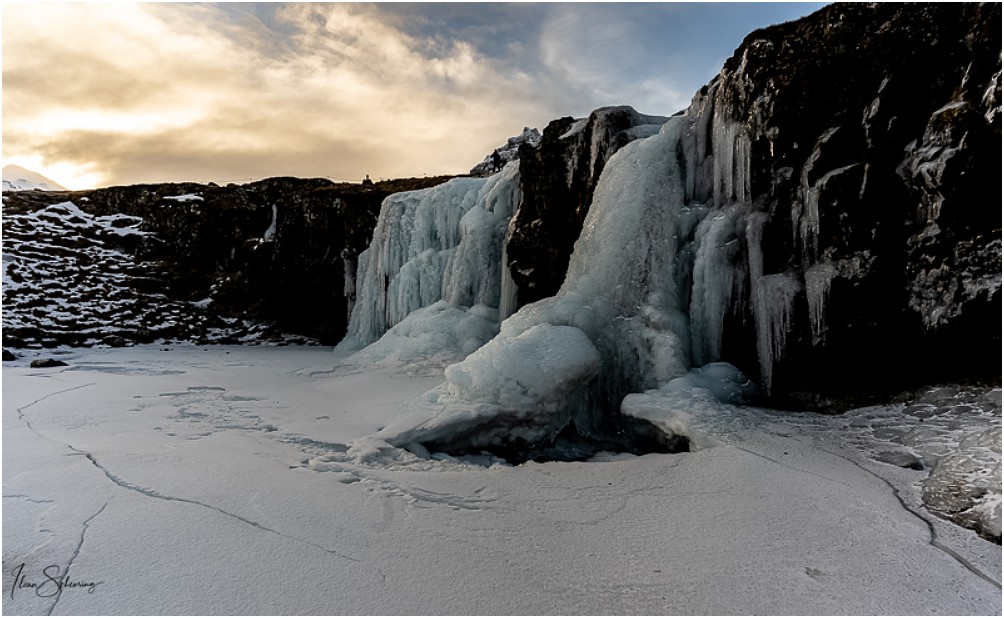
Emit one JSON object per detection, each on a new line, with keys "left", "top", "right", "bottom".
{"left": 2, "top": 164, "right": 67, "bottom": 192}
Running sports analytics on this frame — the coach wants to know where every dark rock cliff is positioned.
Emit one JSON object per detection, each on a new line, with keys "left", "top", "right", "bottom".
{"left": 707, "top": 2, "right": 1001, "bottom": 402}
{"left": 504, "top": 3, "right": 1001, "bottom": 404}
{"left": 2, "top": 176, "right": 452, "bottom": 348}
{"left": 506, "top": 106, "right": 669, "bottom": 305}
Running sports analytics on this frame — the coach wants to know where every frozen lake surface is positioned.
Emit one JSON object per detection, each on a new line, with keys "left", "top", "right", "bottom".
{"left": 3, "top": 346, "right": 1000, "bottom": 614}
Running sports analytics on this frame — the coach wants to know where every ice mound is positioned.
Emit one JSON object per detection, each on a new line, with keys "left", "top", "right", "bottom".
{"left": 622, "top": 362, "right": 759, "bottom": 450}
{"left": 379, "top": 324, "right": 602, "bottom": 452}
{"left": 341, "top": 301, "right": 499, "bottom": 373}
{"left": 445, "top": 324, "right": 601, "bottom": 414}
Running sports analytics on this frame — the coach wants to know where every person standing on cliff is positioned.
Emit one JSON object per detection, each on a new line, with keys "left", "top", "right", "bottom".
{"left": 491, "top": 150, "right": 502, "bottom": 173}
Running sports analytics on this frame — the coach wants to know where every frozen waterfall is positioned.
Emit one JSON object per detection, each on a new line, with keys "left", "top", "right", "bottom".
{"left": 339, "top": 164, "right": 522, "bottom": 360}
{"left": 352, "top": 81, "right": 858, "bottom": 452}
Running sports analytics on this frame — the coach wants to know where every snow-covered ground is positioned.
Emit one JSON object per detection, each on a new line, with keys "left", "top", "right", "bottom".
{"left": 3, "top": 345, "right": 1000, "bottom": 614}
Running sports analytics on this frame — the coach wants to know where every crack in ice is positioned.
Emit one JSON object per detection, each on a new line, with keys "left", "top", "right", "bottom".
{"left": 46, "top": 500, "right": 109, "bottom": 616}
{"left": 69, "top": 446, "right": 360, "bottom": 564}
{"left": 13, "top": 384, "right": 361, "bottom": 566}
{"left": 15, "top": 383, "right": 97, "bottom": 433}
{"left": 809, "top": 443, "right": 1001, "bottom": 590}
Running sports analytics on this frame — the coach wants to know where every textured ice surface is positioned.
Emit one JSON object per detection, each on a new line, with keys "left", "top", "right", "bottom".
{"left": 626, "top": 375, "right": 1003, "bottom": 542}
{"left": 3, "top": 347, "right": 1000, "bottom": 615}
{"left": 343, "top": 301, "right": 499, "bottom": 375}
{"left": 380, "top": 324, "right": 602, "bottom": 451}
{"left": 343, "top": 165, "right": 520, "bottom": 350}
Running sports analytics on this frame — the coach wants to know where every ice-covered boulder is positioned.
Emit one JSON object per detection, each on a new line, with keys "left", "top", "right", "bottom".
{"left": 379, "top": 323, "right": 602, "bottom": 454}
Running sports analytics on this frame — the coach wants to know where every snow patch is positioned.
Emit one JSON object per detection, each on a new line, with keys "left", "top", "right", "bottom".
{"left": 163, "top": 193, "right": 204, "bottom": 202}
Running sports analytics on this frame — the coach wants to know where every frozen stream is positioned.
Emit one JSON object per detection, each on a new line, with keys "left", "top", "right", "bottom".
{"left": 3, "top": 346, "right": 1000, "bottom": 614}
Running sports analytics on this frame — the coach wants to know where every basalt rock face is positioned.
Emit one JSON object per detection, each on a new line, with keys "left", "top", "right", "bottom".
{"left": 501, "top": 3, "right": 1000, "bottom": 403}
{"left": 701, "top": 2, "right": 1001, "bottom": 401}
{"left": 2, "top": 176, "right": 452, "bottom": 348}
{"left": 506, "top": 106, "right": 669, "bottom": 306}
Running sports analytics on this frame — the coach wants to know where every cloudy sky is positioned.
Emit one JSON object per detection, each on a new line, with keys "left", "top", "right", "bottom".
{"left": 3, "top": 2, "right": 825, "bottom": 190}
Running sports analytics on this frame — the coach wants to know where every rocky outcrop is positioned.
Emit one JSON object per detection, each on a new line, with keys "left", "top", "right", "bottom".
{"left": 29, "top": 358, "right": 68, "bottom": 368}
{"left": 2, "top": 176, "right": 453, "bottom": 349}
{"left": 504, "top": 4, "right": 1000, "bottom": 403}
{"left": 469, "top": 127, "right": 541, "bottom": 177}
{"left": 506, "top": 106, "right": 669, "bottom": 305}
{"left": 704, "top": 2, "right": 1001, "bottom": 401}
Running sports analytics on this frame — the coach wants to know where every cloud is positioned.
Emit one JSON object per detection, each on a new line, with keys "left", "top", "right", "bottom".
{"left": 2, "top": 3, "right": 826, "bottom": 189}
{"left": 2, "top": 3, "right": 558, "bottom": 188}
{"left": 537, "top": 5, "right": 692, "bottom": 117}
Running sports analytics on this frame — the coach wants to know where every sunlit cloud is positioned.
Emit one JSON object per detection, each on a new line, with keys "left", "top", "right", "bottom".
{"left": 3, "top": 2, "right": 552, "bottom": 188}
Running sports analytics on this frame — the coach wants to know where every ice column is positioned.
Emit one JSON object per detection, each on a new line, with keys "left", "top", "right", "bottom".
{"left": 805, "top": 262, "right": 838, "bottom": 345}
{"left": 498, "top": 238, "right": 519, "bottom": 322}
{"left": 711, "top": 107, "right": 752, "bottom": 208}
{"left": 262, "top": 204, "right": 278, "bottom": 242}
{"left": 753, "top": 273, "right": 803, "bottom": 395}
{"left": 689, "top": 205, "right": 742, "bottom": 366}
{"left": 342, "top": 249, "right": 356, "bottom": 322}
{"left": 442, "top": 164, "right": 521, "bottom": 309}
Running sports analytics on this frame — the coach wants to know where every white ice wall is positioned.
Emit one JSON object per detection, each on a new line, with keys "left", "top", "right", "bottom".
{"left": 341, "top": 165, "right": 522, "bottom": 351}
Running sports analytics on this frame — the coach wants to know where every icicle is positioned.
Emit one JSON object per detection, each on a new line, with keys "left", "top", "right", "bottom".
{"left": 262, "top": 204, "right": 278, "bottom": 242}
{"left": 745, "top": 211, "right": 768, "bottom": 285}
{"left": 342, "top": 249, "right": 356, "bottom": 322}
{"left": 805, "top": 262, "right": 838, "bottom": 345}
{"left": 796, "top": 127, "right": 840, "bottom": 267}
{"left": 689, "top": 206, "right": 741, "bottom": 366}
{"left": 754, "top": 273, "right": 803, "bottom": 395}
{"left": 498, "top": 235, "right": 519, "bottom": 322}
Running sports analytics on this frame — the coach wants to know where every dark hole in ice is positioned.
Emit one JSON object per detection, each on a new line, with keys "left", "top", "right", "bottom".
{"left": 422, "top": 416, "right": 690, "bottom": 465}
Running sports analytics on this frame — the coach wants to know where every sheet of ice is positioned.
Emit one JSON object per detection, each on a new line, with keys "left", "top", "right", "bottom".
{"left": 342, "top": 166, "right": 520, "bottom": 351}
{"left": 3, "top": 346, "right": 1000, "bottom": 614}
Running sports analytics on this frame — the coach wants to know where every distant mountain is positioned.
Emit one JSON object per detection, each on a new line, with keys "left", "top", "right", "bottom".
{"left": 2, "top": 165, "right": 67, "bottom": 191}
